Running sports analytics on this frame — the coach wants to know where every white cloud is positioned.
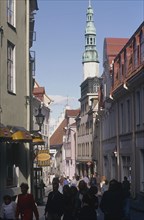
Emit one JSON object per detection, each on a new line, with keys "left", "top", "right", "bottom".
{"left": 48, "top": 95, "right": 80, "bottom": 134}
{"left": 49, "top": 95, "right": 78, "bottom": 106}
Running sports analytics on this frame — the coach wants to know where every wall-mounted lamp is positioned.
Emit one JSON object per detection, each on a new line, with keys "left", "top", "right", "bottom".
{"left": 35, "top": 105, "right": 45, "bottom": 131}
{"left": 123, "top": 82, "right": 128, "bottom": 90}
{"left": 114, "top": 147, "right": 118, "bottom": 157}
{"left": 109, "top": 94, "right": 113, "bottom": 100}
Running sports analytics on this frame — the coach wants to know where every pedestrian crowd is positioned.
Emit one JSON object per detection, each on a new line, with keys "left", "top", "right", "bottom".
{"left": 44, "top": 173, "right": 131, "bottom": 220}
{"left": 0, "top": 174, "right": 131, "bottom": 220}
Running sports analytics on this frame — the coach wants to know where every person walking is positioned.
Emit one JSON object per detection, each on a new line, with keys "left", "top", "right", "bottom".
{"left": 89, "top": 174, "right": 97, "bottom": 187}
{"left": 122, "top": 176, "right": 131, "bottom": 220}
{"left": 100, "top": 179, "right": 123, "bottom": 220}
{"left": 101, "top": 179, "right": 109, "bottom": 195}
{"left": 74, "top": 180, "right": 88, "bottom": 220}
{"left": 63, "top": 185, "right": 74, "bottom": 220}
{"left": 78, "top": 192, "right": 97, "bottom": 220}
{"left": 15, "top": 183, "right": 39, "bottom": 220}
{"left": 45, "top": 177, "right": 64, "bottom": 220}
{"left": 0, "top": 195, "right": 16, "bottom": 220}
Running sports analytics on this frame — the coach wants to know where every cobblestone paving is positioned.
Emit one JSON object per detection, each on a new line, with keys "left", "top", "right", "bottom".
{"left": 37, "top": 187, "right": 144, "bottom": 220}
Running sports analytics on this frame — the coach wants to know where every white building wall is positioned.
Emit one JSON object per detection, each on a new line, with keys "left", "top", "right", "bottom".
{"left": 83, "top": 62, "right": 99, "bottom": 80}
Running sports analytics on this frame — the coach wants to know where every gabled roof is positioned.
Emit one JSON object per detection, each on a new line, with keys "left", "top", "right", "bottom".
{"left": 33, "top": 87, "right": 45, "bottom": 95}
{"left": 65, "top": 109, "right": 80, "bottom": 118}
{"left": 33, "top": 87, "right": 45, "bottom": 102}
{"left": 104, "top": 38, "right": 129, "bottom": 65}
{"left": 50, "top": 108, "right": 80, "bottom": 149}
{"left": 50, "top": 118, "right": 67, "bottom": 148}
{"left": 33, "top": 81, "right": 53, "bottom": 104}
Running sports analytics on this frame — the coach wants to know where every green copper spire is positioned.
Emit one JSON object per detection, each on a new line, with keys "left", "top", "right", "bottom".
{"left": 82, "top": 0, "right": 99, "bottom": 63}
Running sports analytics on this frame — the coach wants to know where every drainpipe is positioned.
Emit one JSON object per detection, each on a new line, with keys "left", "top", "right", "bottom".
{"left": 116, "top": 101, "right": 120, "bottom": 181}
{"left": 131, "top": 91, "right": 136, "bottom": 198}
{"left": 25, "top": 0, "right": 31, "bottom": 189}
{"left": 0, "top": 26, "right": 4, "bottom": 123}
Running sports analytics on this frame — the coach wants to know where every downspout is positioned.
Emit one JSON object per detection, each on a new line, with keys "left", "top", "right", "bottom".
{"left": 131, "top": 91, "right": 136, "bottom": 198}
{"left": 25, "top": 0, "right": 31, "bottom": 188}
{"left": 0, "top": 8, "right": 4, "bottom": 123}
{"left": 116, "top": 101, "right": 120, "bottom": 181}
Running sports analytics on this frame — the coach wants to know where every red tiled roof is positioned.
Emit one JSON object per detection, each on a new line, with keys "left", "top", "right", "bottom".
{"left": 105, "top": 38, "right": 129, "bottom": 65}
{"left": 33, "top": 87, "right": 45, "bottom": 102}
{"left": 50, "top": 119, "right": 67, "bottom": 148}
{"left": 33, "top": 87, "right": 45, "bottom": 95}
{"left": 65, "top": 109, "right": 80, "bottom": 118}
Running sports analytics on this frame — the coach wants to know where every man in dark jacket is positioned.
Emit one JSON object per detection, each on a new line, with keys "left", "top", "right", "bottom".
{"left": 100, "top": 179, "right": 123, "bottom": 220}
{"left": 122, "top": 176, "right": 131, "bottom": 220}
{"left": 45, "top": 178, "right": 64, "bottom": 220}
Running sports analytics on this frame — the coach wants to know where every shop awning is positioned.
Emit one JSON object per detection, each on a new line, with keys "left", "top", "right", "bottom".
{"left": 8, "top": 126, "right": 32, "bottom": 143}
{"left": 31, "top": 131, "right": 45, "bottom": 145}
{"left": 0, "top": 123, "right": 12, "bottom": 142}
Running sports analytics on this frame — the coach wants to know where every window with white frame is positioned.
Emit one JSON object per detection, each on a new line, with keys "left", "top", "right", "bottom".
{"left": 7, "top": 41, "right": 16, "bottom": 93}
{"left": 7, "top": 0, "right": 15, "bottom": 27}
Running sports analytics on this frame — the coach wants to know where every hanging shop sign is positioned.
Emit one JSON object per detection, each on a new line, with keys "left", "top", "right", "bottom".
{"left": 37, "top": 149, "right": 50, "bottom": 167}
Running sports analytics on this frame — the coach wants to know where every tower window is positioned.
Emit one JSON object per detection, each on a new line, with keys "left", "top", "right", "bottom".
{"left": 87, "top": 38, "right": 89, "bottom": 45}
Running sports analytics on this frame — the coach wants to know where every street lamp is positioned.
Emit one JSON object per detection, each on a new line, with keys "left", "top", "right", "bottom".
{"left": 30, "top": 105, "right": 45, "bottom": 203}
{"left": 35, "top": 105, "right": 45, "bottom": 131}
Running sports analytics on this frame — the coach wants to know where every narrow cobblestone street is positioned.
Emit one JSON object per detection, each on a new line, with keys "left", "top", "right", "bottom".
{"left": 36, "top": 186, "right": 144, "bottom": 220}
{"left": 38, "top": 205, "right": 144, "bottom": 220}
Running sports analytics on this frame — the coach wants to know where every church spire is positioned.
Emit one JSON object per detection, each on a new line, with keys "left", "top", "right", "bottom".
{"left": 82, "top": 0, "right": 99, "bottom": 80}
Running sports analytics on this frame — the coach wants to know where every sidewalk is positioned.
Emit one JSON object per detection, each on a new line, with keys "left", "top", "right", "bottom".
{"left": 37, "top": 185, "right": 52, "bottom": 220}
{"left": 130, "top": 193, "right": 144, "bottom": 212}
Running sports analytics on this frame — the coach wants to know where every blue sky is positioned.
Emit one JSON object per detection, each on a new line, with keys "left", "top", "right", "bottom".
{"left": 33, "top": 0, "right": 144, "bottom": 131}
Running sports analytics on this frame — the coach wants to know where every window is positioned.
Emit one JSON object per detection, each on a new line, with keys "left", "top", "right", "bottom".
{"left": 140, "top": 149, "right": 144, "bottom": 192}
{"left": 140, "top": 31, "right": 144, "bottom": 63}
{"left": 93, "top": 83, "right": 98, "bottom": 93}
{"left": 120, "top": 103, "right": 124, "bottom": 133}
{"left": 126, "top": 99, "right": 131, "bottom": 132}
{"left": 6, "top": 144, "right": 15, "bottom": 186}
{"left": 7, "top": 0, "right": 15, "bottom": 26}
{"left": 133, "top": 39, "right": 138, "bottom": 68}
{"left": 122, "top": 156, "right": 131, "bottom": 180}
{"left": 136, "top": 91, "right": 141, "bottom": 126}
{"left": 87, "top": 38, "right": 89, "bottom": 45}
{"left": 7, "top": 41, "right": 16, "bottom": 93}
{"left": 124, "top": 50, "right": 127, "bottom": 76}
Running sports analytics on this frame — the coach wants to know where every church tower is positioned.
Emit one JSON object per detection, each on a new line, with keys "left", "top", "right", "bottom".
{"left": 75, "top": 0, "right": 101, "bottom": 178}
{"left": 82, "top": 0, "right": 99, "bottom": 80}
